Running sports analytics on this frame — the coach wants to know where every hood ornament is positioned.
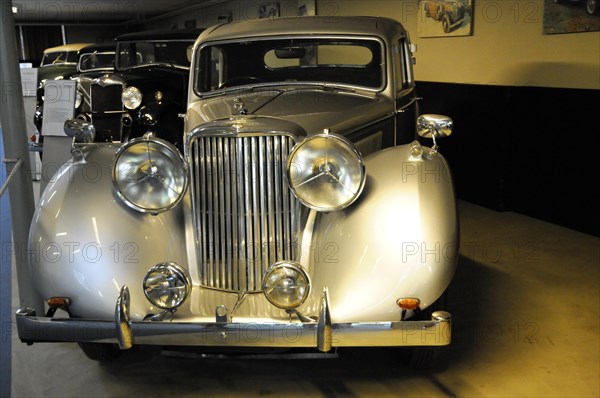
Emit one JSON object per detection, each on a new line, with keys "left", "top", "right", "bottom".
{"left": 233, "top": 98, "right": 247, "bottom": 115}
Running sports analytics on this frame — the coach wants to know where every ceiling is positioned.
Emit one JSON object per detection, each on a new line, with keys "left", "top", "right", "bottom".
{"left": 12, "top": 0, "right": 225, "bottom": 24}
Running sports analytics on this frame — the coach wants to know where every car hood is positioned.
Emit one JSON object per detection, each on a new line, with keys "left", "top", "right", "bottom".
{"left": 192, "top": 88, "right": 394, "bottom": 135}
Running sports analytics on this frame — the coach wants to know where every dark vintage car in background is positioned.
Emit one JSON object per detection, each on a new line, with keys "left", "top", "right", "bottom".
{"left": 18, "top": 16, "right": 458, "bottom": 368}
{"left": 34, "top": 43, "right": 116, "bottom": 138}
{"left": 86, "top": 29, "right": 202, "bottom": 147}
{"left": 421, "top": 0, "right": 467, "bottom": 33}
{"left": 36, "top": 43, "right": 93, "bottom": 93}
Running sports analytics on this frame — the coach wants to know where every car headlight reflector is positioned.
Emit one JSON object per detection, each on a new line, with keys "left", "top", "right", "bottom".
{"left": 287, "top": 132, "right": 365, "bottom": 212}
{"left": 75, "top": 90, "right": 82, "bottom": 109}
{"left": 262, "top": 262, "right": 310, "bottom": 310}
{"left": 143, "top": 262, "right": 191, "bottom": 310}
{"left": 112, "top": 137, "right": 188, "bottom": 213}
{"left": 122, "top": 86, "right": 142, "bottom": 109}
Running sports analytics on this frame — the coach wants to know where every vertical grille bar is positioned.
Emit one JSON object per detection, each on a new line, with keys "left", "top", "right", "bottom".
{"left": 190, "top": 134, "right": 299, "bottom": 292}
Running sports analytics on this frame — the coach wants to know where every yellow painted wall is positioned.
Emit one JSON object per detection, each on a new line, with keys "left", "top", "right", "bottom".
{"left": 318, "top": 0, "right": 600, "bottom": 89}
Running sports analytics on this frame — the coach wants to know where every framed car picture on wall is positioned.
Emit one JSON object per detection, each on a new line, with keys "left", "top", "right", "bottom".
{"left": 259, "top": 2, "right": 280, "bottom": 18}
{"left": 543, "top": 0, "right": 600, "bottom": 34}
{"left": 418, "top": 0, "right": 473, "bottom": 37}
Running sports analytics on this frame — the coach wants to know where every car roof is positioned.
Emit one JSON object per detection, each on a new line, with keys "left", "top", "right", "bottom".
{"left": 43, "top": 43, "right": 93, "bottom": 53}
{"left": 197, "top": 16, "right": 407, "bottom": 44}
{"left": 116, "top": 28, "right": 204, "bottom": 42}
{"left": 79, "top": 43, "right": 116, "bottom": 54}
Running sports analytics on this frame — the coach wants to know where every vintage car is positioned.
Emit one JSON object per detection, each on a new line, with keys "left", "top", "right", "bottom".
{"left": 553, "top": 0, "right": 600, "bottom": 15}
{"left": 34, "top": 43, "right": 93, "bottom": 126}
{"left": 421, "top": 0, "right": 467, "bottom": 33}
{"left": 17, "top": 16, "right": 458, "bottom": 367}
{"left": 36, "top": 43, "right": 93, "bottom": 88}
{"left": 34, "top": 43, "right": 116, "bottom": 138}
{"left": 82, "top": 29, "right": 202, "bottom": 146}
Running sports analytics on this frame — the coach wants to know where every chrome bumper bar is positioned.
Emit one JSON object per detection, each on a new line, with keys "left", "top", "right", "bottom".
{"left": 16, "top": 287, "right": 451, "bottom": 351}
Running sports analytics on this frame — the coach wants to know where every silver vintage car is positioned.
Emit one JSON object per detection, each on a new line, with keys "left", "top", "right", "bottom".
{"left": 17, "top": 16, "right": 458, "bottom": 366}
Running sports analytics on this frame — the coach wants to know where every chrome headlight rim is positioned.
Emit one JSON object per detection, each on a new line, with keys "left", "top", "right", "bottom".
{"left": 143, "top": 262, "right": 191, "bottom": 310}
{"left": 112, "top": 136, "right": 188, "bottom": 214}
{"left": 262, "top": 261, "right": 311, "bottom": 310}
{"left": 122, "top": 86, "right": 142, "bottom": 110}
{"left": 287, "top": 132, "right": 366, "bottom": 212}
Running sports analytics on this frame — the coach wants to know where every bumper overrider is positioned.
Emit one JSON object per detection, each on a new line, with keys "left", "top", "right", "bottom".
{"left": 16, "top": 286, "right": 451, "bottom": 351}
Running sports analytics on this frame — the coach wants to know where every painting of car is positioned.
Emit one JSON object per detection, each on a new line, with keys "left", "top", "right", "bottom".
{"left": 421, "top": 0, "right": 468, "bottom": 33}
{"left": 553, "top": 0, "right": 599, "bottom": 15}
{"left": 17, "top": 16, "right": 458, "bottom": 368}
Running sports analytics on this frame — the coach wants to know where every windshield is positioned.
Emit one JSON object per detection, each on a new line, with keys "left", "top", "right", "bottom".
{"left": 78, "top": 52, "right": 115, "bottom": 72}
{"left": 117, "top": 40, "right": 194, "bottom": 70}
{"left": 195, "top": 37, "right": 384, "bottom": 94}
{"left": 40, "top": 51, "right": 79, "bottom": 66}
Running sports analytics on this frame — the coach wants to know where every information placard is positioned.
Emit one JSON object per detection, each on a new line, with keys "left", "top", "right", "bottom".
{"left": 40, "top": 80, "right": 76, "bottom": 137}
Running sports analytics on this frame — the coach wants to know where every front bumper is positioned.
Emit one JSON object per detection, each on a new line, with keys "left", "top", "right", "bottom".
{"left": 16, "top": 287, "right": 451, "bottom": 352}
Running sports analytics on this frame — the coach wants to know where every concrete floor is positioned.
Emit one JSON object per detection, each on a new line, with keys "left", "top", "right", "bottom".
{"left": 10, "top": 196, "right": 600, "bottom": 397}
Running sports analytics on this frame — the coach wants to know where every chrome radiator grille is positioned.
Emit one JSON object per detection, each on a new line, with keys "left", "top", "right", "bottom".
{"left": 189, "top": 134, "right": 300, "bottom": 292}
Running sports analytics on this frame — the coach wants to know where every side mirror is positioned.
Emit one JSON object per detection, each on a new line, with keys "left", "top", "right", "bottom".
{"left": 417, "top": 114, "right": 453, "bottom": 154}
{"left": 417, "top": 114, "right": 453, "bottom": 138}
{"left": 64, "top": 118, "right": 96, "bottom": 143}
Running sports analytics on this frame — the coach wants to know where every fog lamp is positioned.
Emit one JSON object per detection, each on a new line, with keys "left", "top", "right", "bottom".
{"left": 287, "top": 132, "right": 365, "bottom": 212}
{"left": 262, "top": 262, "right": 310, "bottom": 310}
{"left": 112, "top": 136, "right": 188, "bottom": 213}
{"left": 143, "top": 262, "right": 191, "bottom": 310}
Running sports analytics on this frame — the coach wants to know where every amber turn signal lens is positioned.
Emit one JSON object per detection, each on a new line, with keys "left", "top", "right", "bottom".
{"left": 396, "top": 298, "right": 420, "bottom": 310}
{"left": 47, "top": 297, "right": 71, "bottom": 308}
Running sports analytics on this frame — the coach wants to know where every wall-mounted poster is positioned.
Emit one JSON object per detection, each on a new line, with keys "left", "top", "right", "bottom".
{"left": 418, "top": 0, "right": 473, "bottom": 37}
{"left": 259, "top": 2, "right": 280, "bottom": 19}
{"left": 543, "top": 0, "right": 600, "bottom": 34}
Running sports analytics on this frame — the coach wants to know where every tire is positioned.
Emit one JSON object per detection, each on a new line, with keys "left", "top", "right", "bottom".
{"left": 422, "top": 2, "right": 430, "bottom": 18}
{"left": 442, "top": 14, "right": 452, "bottom": 34}
{"left": 587, "top": 0, "right": 599, "bottom": 15}
{"left": 78, "top": 342, "right": 123, "bottom": 362}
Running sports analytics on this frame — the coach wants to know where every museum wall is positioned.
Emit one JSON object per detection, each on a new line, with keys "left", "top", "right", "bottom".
{"left": 322, "top": 0, "right": 599, "bottom": 236}
{"left": 320, "top": 0, "right": 599, "bottom": 90}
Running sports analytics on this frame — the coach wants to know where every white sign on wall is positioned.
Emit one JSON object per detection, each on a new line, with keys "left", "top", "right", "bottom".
{"left": 19, "top": 67, "right": 37, "bottom": 97}
{"left": 41, "top": 80, "right": 76, "bottom": 137}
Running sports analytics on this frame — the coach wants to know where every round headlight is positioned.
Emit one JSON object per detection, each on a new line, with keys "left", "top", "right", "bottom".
{"left": 112, "top": 137, "right": 188, "bottom": 213}
{"left": 122, "top": 86, "right": 142, "bottom": 110}
{"left": 287, "top": 132, "right": 365, "bottom": 212}
{"left": 143, "top": 262, "right": 191, "bottom": 310}
{"left": 262, "top": 262, "right": 310, "bottom": 310}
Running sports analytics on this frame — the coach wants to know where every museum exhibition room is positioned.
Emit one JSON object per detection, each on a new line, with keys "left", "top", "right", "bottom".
{"left": 0, "top": 0, "right": 598, "bottom": 397}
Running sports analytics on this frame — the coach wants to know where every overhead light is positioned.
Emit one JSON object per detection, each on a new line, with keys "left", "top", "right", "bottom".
{"left": 12, "top": 6, "right": 18, "bottom": 14}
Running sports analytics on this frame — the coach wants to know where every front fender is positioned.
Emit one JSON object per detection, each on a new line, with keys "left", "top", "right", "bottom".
{"left": 307, "top": 143, "right": 458, "bottom": 322}
{"left": 28, "top": 144, "right": 188, "bottom": 319}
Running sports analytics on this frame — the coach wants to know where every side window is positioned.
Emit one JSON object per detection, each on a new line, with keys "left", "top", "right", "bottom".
{"left": 394, "top": 38, "right": 414, "bottom": 92}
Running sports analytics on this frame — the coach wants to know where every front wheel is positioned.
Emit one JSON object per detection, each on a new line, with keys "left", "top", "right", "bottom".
{"left": 587, "top": 0, "right": 599, "bottom": 15}
{"left": 78, "top": 342, "right": 123, "bottom": 362}
{"left": 442, "top": 14, "right": 452, "bottom": 34}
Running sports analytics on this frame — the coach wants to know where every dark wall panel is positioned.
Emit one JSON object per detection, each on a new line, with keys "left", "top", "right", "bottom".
{"left": 417, "top": 82, "right": 599, "bottom": 237}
